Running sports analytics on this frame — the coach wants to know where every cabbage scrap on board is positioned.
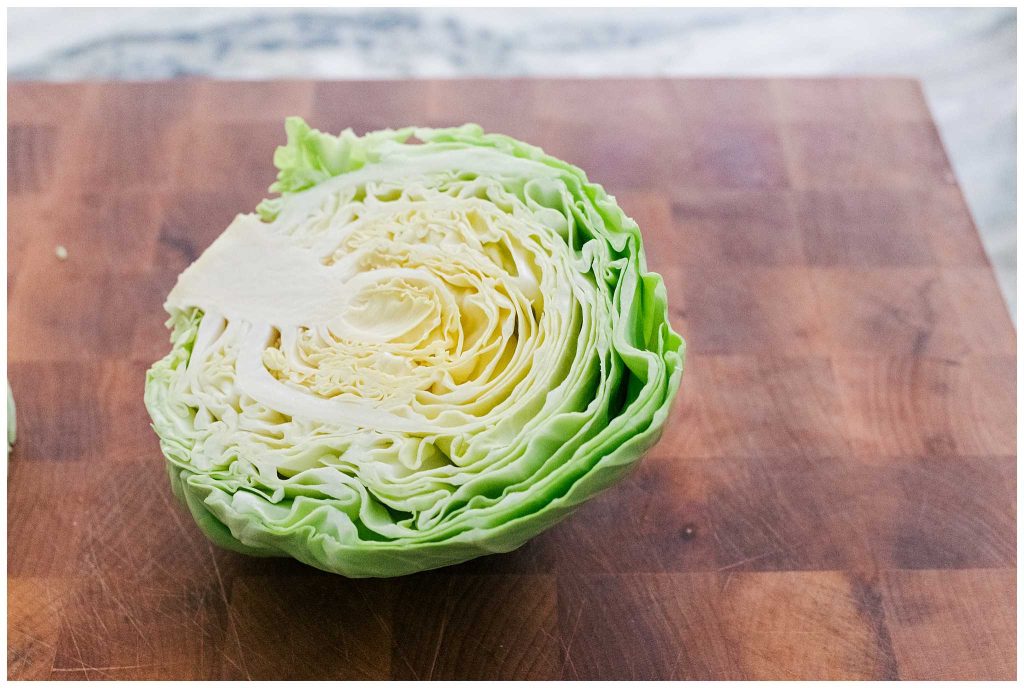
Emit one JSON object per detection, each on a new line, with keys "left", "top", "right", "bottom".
{"left": 145, "top": 118, "right": 685, "bottom": 577}
{"left": 7, "top": 382, "right": 15, "bottom": 454}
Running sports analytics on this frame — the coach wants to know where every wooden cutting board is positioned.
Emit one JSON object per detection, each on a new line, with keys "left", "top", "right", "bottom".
{"left": 7, "top": 78, "right": 1016, "bottom": 680}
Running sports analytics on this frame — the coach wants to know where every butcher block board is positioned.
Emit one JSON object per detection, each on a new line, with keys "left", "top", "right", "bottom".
{"left": 7, "top": 78, "right": 1016, "bottom": 680}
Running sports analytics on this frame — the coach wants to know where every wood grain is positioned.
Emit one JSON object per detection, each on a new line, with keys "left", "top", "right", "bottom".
{"left": 7, "top": 78, "right": 1016, "bottom": 680}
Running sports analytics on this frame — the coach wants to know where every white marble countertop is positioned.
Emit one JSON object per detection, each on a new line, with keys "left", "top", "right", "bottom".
{"left": 9, "top": 7, "right": 1015, "bottom": 317}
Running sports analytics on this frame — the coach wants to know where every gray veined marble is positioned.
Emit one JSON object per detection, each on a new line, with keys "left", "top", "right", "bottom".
{"left": 8, "top": 7, "right": 1016, "bottom": 320}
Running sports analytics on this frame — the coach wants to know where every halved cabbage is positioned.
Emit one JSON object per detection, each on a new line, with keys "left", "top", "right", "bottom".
{"left": 145, "top": 119, "right": 685, "bottom": 577}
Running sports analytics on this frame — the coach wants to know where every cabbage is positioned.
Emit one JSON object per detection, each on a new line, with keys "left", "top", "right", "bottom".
{"left": 145, "top": 118, "right": 685, "bottom": 577}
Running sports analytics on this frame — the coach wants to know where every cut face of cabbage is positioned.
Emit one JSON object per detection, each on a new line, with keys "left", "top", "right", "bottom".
{"left": 145, "top": 119, "right": 685, "bottom": 577}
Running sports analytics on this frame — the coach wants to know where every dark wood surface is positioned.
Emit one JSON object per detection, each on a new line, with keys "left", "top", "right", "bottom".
{"left": 7, "top": 78, "right": 1016, "bottom": 680}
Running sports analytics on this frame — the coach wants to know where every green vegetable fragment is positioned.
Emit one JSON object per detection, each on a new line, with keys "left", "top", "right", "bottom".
{"left": 145, "top": 119, "right": 685, "bottom": 577}
{"left": 7, "top": 382, "right": 15, "bottom": 454}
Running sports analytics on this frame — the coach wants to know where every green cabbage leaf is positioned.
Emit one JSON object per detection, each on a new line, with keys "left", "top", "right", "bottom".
{"left": 145, "top": 118, "right": 685, "bottom": 577}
